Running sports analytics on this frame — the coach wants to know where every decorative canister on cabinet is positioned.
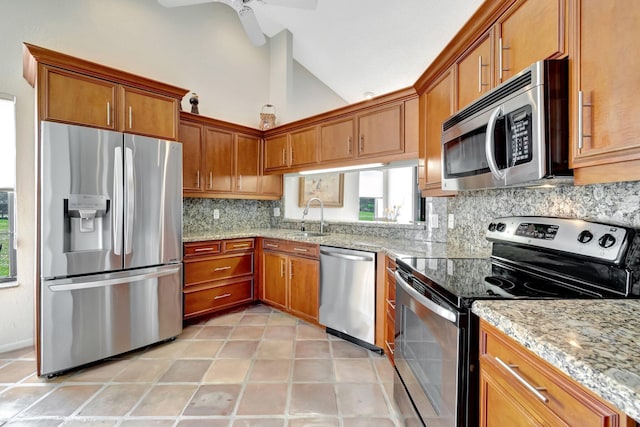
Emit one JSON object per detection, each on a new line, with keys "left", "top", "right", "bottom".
{"left": 259, "top": 104, "right": 276, "bottom": 130}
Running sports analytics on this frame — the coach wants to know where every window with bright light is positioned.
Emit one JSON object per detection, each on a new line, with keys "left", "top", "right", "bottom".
{"left": 0, "top": 93, "right": 17, "bottom": 283}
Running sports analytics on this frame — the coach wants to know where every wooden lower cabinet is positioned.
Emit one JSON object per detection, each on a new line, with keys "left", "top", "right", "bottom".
{"left": 183, "top": 239, "right": 255, "bottom": 320}
{"left": 383, "top": 256, "right": 396, "bottom": 363}
{"left": 260, "top": 239, "right": 320, "bottom": 324}
{"left": 479, "top": 320, "right": 628, "bottom": 427}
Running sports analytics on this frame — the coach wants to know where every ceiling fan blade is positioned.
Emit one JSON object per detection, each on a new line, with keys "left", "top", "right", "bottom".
{"left": 157, "top": 0, "right": 213, "bottom": 7}
{"left": 262, "top": 0, "right": 317, "bottom": 9}
{"left": 238, "top": 6, "right": 267, "bottom": 46}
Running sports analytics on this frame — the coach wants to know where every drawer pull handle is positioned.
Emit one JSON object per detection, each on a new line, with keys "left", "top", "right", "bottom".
{"left": 232, "top": 243, "right": 250, "bottom": 248}
{"left": 386, "top": 267, "right": 395, "bottom": 275}
{"left": 214, "top": 293, "right": 232, "bottom": 300}
{"left": 266, "top": 243, "right": 279, "bottom": 248}
{"left": 214, "top": 266, "right": 232, "bottom": 272}
{"left": 194, "top": 247, "right": 215, "bottom": 252}
{"left": 293, "top": 247, "right": 308, "bottom": 252}
{"left": 495, "top": 357, "right": 549, "bottom": 403}
{"left": 385, "top": 341, "right": 394, "bottom": 355}
{"left": 386, "top": 298, "right": 396, "bottom": 309}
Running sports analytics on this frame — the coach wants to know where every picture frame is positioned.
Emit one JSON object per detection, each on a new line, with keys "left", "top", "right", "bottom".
{"left": 298, "top": 173, "right": 344, "bottom": 208}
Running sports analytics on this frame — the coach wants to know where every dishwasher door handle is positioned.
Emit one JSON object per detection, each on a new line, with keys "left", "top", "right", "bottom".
{"left": 320, "top": 249, "right": 373, "bottom": 262}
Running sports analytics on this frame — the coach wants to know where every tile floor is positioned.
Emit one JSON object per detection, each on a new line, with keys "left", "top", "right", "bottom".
{"left": 0, "top": 304, "right": 402, "bottom": 426}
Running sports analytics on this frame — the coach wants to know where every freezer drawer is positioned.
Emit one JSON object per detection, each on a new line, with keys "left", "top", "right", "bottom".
{"left": 39, "top": 264, "right": 182, "bottom": 377}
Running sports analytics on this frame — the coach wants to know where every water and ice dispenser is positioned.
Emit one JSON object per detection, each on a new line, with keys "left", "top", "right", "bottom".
{"left": 64, "top": 194, "right": 109, "bottom": 252}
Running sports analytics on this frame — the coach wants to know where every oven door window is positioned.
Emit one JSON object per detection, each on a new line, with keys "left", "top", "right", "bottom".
{"left": 443, "top": 120, "right": 506, "bottom": 179}
{"left": 395, "top": 296, "right": 461, "bottom": 426}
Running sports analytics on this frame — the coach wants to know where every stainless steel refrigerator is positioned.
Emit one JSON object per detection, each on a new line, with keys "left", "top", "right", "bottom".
{"left": 38, "top": 121, "right": 183, "bottom": 377}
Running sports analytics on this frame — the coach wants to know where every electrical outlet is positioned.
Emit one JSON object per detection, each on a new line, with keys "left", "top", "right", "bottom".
{"left": 448, "top": 213, "right": 455, "bottom": 229}
{"left": 213, "top": 209, "right": 220, "bottom": 220}
{"left": 429, "top": 214, "right": 439, "bottom": 229}
{"left": 273, "top": 207, "right": 280, "bottom": 217}
{"left": 447, "top": 259, "right": 454, "bottom": 276}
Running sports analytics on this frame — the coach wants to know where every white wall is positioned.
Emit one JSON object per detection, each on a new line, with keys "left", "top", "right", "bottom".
{"left": 0, "top": 0, "right": 345, "bottom": 351}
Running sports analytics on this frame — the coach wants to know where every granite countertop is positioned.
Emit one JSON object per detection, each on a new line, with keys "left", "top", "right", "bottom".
{"left": 472, "top": 299, "right": 640, "bottom": 421}
{"left": 183, "top": 228, "right": 478, "bottom": 259}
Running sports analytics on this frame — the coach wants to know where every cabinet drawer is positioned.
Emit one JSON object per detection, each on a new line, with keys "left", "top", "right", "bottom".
{"left": 184, "top": 279, "right": 253, "bottom": 317}
{"left": 185, "top": 253, "right": 253, "bottom": 285}
{"left": 263, "top": 238, "right": 320, "bottom": 259}
{"left": 223, "top": 238, "right": 254, "bottom": 252}
{"left": 184, "top": 241, "right": 222, "bottom": 258}
{"left": 481, "top": 322, "right": 620, "bottom": 426}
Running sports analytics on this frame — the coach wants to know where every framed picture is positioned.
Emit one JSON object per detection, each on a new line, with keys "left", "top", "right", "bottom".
{"left": 298, "top": 173, "right": 344, "bottom": 207}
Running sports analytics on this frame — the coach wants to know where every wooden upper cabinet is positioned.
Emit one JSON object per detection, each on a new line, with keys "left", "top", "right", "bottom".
{"left": 320, "top": 117, "right": 355, "bottom": 162}
{"left": 422, "top": 68, "right": 456, "bottom": 197}
{"left": 235, "top": 134, "right": 260, "bottom": 194}
{"left": 357, "top": 103, "right": 404, "bottom": 157}
{"left": 179, "top": 121, "right": 203, "bottom": 192}
{"left": 264, "top": 134, "right": 289, "bottom": 171}
{"left": 496, "top": 0, "right": 566, "bottom": 83}
{"left": 290, "top": 126, "right": 318, "bottom": 167}
{"left": 570, "top": 0, "right": 640, "bottom": 184}
{"left": 204, "top": 127, "right": 234, "bottom": 192}
{"left": 40, "top": 66, "right": 117, "bottom": 130}
{"left": 457, "top": 32, "right": 493, "bottom": 110}
{"left": 121, "top": 87, "right": 178, "bottom": 140}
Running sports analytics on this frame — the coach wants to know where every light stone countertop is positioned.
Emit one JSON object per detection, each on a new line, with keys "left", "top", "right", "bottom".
{"left": 472, "top": 299, "right": 640, "bottom": 421}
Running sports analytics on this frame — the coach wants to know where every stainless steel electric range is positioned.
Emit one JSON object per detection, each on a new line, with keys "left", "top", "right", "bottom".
{"left": 393, "top": 216, "right": 640, "bottom": 427}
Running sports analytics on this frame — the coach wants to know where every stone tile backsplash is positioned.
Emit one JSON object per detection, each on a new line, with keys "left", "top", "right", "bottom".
{"left": 183, "top": 198, "right": 282, "bottom": 235}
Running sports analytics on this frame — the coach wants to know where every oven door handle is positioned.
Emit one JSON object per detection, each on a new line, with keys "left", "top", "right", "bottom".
{"left": 485, "top": 105, "right": 506, "bottom": 181}
{"left": 395, "top": 271, "right": 458, "bottom": 324}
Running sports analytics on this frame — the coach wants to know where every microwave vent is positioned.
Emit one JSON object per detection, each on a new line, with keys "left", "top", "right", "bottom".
{"left": 443, "top": 72, "right": 532, "bottom": 132}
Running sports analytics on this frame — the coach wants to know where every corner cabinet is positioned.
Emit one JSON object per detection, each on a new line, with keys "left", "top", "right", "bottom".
{"left": 180, "top": 112, "right": 282, "bottom": 200}
{"left": 569, "top": 0, "right": 640, "bottom": 185}
{"left": 260, "top": 239, "right": 320, "bottom": 324}
{"left": 479, "top": 320, "right": 629, "bottom": 427}
{"left": 25, "top": 43, "right": 186, "bottom": 140}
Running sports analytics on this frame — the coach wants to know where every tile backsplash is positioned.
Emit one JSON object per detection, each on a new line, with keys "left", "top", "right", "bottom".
{"left": 183, "top": 198, "right": 282, "bottom": 235}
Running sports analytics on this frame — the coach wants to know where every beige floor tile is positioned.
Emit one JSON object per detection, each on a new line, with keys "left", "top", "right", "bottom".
{"left": 268, "top": 313, "right": 298, "bottom": 326}
{"left": 236, "top": 383, "right": 288, "bottom": 415}
{"left": 0, "top": 361, "right": 37, "bottom": 383}
{"left": 330, "top": 341, "right": 369, "bottom": 358}
{"left": 131, "top": 384, "right": 196, "bottom": 416}
{"left": 19, "top": 385, "right": 101, "bottom": 417}
{"left": 0, "top": 385, "right": 55, "bottom": 418}
{"left": 180, "top": 340, "right": 223, "bottom": 358}
{"left": 249, "top": 359, "right": 291, "bottom": 382}
{"left": 288, "top": 418, "right": 339, "bottom": 427}
{"left": 292, "top": 359, "right": 333, "bottom": 383}
{"left": 229, "top": 326, "right": 266, "bottom": 340}
{"left": 256, "top": 341, "right": 293, "bottom": 359}
{"left": 69, "top": 359, "right": 131, "bottom": 382}
{"left": 238, "top": 314, "right": 270, "bottom": 326}
{"left": 62, "top": 420, "right": 118, "bottom": 426}
{"left": 182, "top": 384, "right": 242, "bottom": 416}
{"left": 244, "top": 304, "right": 273, "bottom": 314}
{"left": 294, "top": 341, "right": 330, "bottom": 359}
{"left": 78, "top": 383, "right": 148, "bottom": 416}
{"left": 6, "top": 420, "right": 66, "bottom": 426}
{"left": 177, "top": 419, "right": 230, "bottom": 427}
{"left": 334, "top": 359, "right": 377, "bottom": 383}
{"left": 335, "top": 383, "right": 390, "bottom": 416}
{"left": 119, "top": 420, "right": 176, "bottom": 427}
{"left": 196, "top": 326, "right": 233, "bottom": 340}
{"left": 0, "top": 347, "right": 36, "bottom": 360}
{"left": 203, "top": 359, "right": 251, "bottom": 383}
{"left": 372, "top": 357, "right": 395, "bottom": 383}
{"left": 112, "top": 359, "right": 172, "bottom": 383}
{"left": 218, "top": 341, "right": 259, "bottom": 359}
{"left": 263, "top": 325, "right": 296, "bottom": 340}
{"left": 140, "top": 340, "right": 190, "bottom": 359}
{"left": 296, "top": 324, "right": 327, "bottom": 341}
{"left": 342, "top": 418, "right": 397, "bottom": 427}
{"left": 289, "top": 383, "right": 338, "bottom": 416}
{"left": 178, "top": 325, "right": 205, "bottom": 340}
{"left": 206, "top": 311, "right": 245, "bottom": 325}
{"left": 158, "top": 359, "right": 212, "bottom": 383}
{"left": 233, "top": 418, "right": 285, "bottom": 427}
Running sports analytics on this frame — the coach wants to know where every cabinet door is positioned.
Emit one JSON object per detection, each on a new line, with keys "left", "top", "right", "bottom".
{"left": 496, "top": 0, "right": 566, "bottom": 83}
{"left": 288, "top": 256, "right": 319, "bottom": 323}
{"left": 290, "top": 127, "right": 318, "bottom": 167}
{"left": 260, "top": 174, "right": 283, "bottom": 198}
{"left": 179, "top": 121, "right": 204, "bottom": 192}
{"left": 121, "top": 86, "right": 178, "bottom": 140}
{"left": 570, "top": 0, "right": 640, "bottom": 184}
{"left": 41, "top": 66, "right": 117, "bottom": 129}
{"left": 264, "top": 134, "right": 289, "bottom": 171}
{"left": 357, "top": 104, "right": 403, "bottom": 157}
{"left": 204, "top": 127, "right": 234, "bottom": 192}
{"left": 262, "top": 251, "right": 288, "bottom": 310}
{"left": 457, "top": 33, "right": 493, "bottom": 110}
{"left": 319, "top": 118, "right": 355, "bottom": 162}
{"left": 422, "top": 68, "right": 456, "bottom": 196}
{"left": 235, "top": 134, "right": 260, "bottom": 194}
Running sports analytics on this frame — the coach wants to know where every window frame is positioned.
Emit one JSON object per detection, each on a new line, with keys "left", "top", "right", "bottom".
{"left": 0, "top": 93, "right": 17, "bottom": 284}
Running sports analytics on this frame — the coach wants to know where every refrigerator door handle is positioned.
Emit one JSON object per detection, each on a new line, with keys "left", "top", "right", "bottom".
{"left": 113, "top": 146, "right": 123, "bottom": 256}
{"left": 47, "top": 265, "right": 181, "bottom": 292}
{"left": 124, "top": 146, "right": 135, "bottom": 255}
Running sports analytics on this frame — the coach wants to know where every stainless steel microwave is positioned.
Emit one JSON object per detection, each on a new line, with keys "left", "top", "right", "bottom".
{"left": 441, "top": 58, "right": 571, "bottom": 191}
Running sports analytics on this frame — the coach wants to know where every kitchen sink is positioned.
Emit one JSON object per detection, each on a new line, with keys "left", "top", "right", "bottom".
{"left": 289, "top": 231, "right": 327, "bottom": 238}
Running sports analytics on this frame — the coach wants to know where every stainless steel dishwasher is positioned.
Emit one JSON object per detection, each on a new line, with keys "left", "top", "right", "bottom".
{"left": 319, "top": 246, "right": 380, "bottom": 352}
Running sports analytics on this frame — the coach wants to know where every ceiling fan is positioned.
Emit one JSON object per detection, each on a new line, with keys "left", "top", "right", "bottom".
{"left": 158, "top": 0, "right": 318, "bottom": 46}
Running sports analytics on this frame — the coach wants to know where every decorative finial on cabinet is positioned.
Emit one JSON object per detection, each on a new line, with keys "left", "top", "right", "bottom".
{"left": 189, "top": 93, "right": 199, "bottom": 114}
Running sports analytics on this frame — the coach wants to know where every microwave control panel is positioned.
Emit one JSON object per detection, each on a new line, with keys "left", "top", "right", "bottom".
{"left": 506, "top": 105, "right": 532, "bottom": 166}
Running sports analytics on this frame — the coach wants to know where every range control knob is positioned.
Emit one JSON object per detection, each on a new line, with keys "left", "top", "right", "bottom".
{"left": 598, "top": 233, "right": 616, "bottom": 248}
{"left": 496, "top": 222, "right": 506, "bottom": 232}
{"left": 577, "top": 230, "right": 594, "bottom": 244}
{"left": 488, "top": 223, "right": 496, "bottom": 232}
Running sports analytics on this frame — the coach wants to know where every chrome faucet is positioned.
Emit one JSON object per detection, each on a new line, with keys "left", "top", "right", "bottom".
{"left": 302, "top": 197, "right": 325, "bottom": 234}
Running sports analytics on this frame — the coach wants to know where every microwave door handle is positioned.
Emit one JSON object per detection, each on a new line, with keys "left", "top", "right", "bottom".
{"left": 485, "top": 105, "right": 505, "bottom": 180}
